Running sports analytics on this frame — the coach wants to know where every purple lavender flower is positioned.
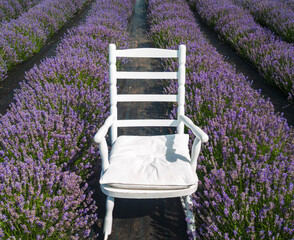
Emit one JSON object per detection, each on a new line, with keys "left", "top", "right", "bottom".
{"left": 0, "top": 0, "right": 43, "bottom": 23}
{"left": 148, "top": 0, "right": 294, "bottom": 238}
{"left": 189, "top": 0, "right": 294, "bottom": 101}
{"left": 0, "top": 158, "right": 97, "bottom": 239}
{"left": 0, "top": 0, "right": 90, "bottom": 81}
{"left": 0, "top": 0, "right": 136, "bottom": 238}
{"left": 233, "top": 0, "right": 294, "bottom": 42}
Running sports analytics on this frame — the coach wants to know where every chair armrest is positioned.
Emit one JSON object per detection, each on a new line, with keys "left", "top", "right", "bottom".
{"left": 94, "top": 114, "right": 115, "bottom": 173}
{"left": 94, "top": 114, "right": 115, "bottom": 143}
{"left": 179, "top": 115, "right": 209, "bottom": 142}
{"left": 179, "top": 114, "right": 208, "bottom": 171}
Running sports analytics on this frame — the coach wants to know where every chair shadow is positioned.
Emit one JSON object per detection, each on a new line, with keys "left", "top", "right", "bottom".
{"left": 164, "top": 134, "right": 191, "bottom": 163}
{"left": 149, "top": 198, "right": 189, "bottom": 240}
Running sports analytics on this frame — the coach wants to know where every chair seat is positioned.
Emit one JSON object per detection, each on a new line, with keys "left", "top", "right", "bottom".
{"left": 100, "top": 134, "right": 198, "bottom": 190}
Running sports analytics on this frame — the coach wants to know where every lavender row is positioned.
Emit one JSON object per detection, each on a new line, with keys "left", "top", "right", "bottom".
{"left": 0, "top": 0, "right": 89, "bottom": 81}
{"left": 233, "top": 0, "right": 294, "bottom": 43}
{"left": 0, "top": 158, "right": 97, "bottom": 239}
{"left": 279, "top": 0, "right": 294, "bottom": 11}
{"left": 0, "top": 0, "right": 43, "bottom": 23}
{"left": 189, "top": 0, "right": 294, "bottom": 102}
{"left": 0, "top": 0, "right": 135, "bottom": 238}
{"left": 147, "top": 0, "right": 294, "bottom": 239}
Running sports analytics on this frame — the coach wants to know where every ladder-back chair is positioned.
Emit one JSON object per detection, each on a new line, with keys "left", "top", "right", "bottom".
{"left": 94, "top": 44, "right": 209, "bottom": 239}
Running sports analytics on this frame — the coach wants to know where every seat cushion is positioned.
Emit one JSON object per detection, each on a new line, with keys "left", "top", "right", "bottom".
{"left": 100, "top": 134, "right": 198, "bottom": 190}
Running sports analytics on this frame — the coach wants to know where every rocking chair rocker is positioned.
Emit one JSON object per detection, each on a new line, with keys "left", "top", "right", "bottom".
{"left": 94, "top": 44, "right": 208, "bottom": 239}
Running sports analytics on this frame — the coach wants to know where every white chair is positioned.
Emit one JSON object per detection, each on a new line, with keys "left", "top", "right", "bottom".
{"left": 94, "top": 44, "right": 208, "bottom": 240}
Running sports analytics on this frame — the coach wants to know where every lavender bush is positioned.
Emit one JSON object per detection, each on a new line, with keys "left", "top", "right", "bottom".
{"left": 0, "top": 0, "right": 43, "bottom": 23}
{"left": 189, "top": 0, "right": 294, "bottom": 102}
{"left": 0, "top": 0, "right": 134, "bottom": 178}
{"left": 233, "top": 0, "right": 294, "bottom": 43}
{"left": 0, "top": 0, "right": 89, "bottom": 81}
{"left": 148, "top": 0, "right": 294, "bottom": 238}
{"left": 0, "top": 86, "right": 107, "bottom": 179}
{"left": 0, "top": 158, "right": 97, "bottom": 239}
{"left": 0, "top": 0, "right": 135, "bottom": 238}
{"left": 280, "top": 0, "right": 294, "bottom": 10}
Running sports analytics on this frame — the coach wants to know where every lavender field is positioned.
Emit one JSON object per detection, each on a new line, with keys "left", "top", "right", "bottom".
{"left": 0, "top": 0, "right": 135, "bottom": 238}
{"left": 0, "top": 0, "right": 90, "bottom": 81}
{"left": 190, "top": 0, "right": 294, "bottom": 102}
{"left": 233, "top": 0, "right": 294, "bottom": 43}
{"left": 148, "top": 0, "right": 293, "bottom": 238}
{"left": 0, "top": 0, "right": 293, "bottom": 239}
{"left": 0, "top": 0, "right": 43, "bottom": 23}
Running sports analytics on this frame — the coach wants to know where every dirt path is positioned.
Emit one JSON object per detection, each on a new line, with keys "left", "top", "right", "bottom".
{"left": 0, "top": 0, "right": 96, "bottom": 115}
{"left": 191, "top": 10, "right": 294, "bottom": 126}
{"left": 117, "top": 0, "right": 172, "bottom": 137}
{"left": 95, "top": 0, "right": 189, "bottom": 239}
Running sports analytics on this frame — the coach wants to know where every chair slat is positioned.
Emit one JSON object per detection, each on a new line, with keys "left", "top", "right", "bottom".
{"left": 116, "top": 71, "right": 177, "bottom": 79}
{"left": 117, "top": 94, "right": 177, "bottom": 102}
{"left": 117, "top": 119, "right": 178, "bottom": 127}
{"left": 116, "top": 48, "right": 178, "bottom": 58}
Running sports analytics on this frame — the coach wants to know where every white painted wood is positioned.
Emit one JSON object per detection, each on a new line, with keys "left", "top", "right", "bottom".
{"left": 185, "top": 195, "right": 196, "bottom": 239}
{"left": 94, "top": 114, "right": 115, "bottom": 143}
{"left": 116, "top": 48, "right": 178, "bottom": 58}
{"left": 94, "top": 114, "right": 115, "bottom": 173}
{"left": 117, "top": 94, "right": 177, "bottom": 102}
{"left": 180, "top": 196, "right": 197, "bottom": 239}
{"left": 103, "top": 196, "right": 115, "bottom": 240}
{"left": 179, "top": 115, "right": 209, "bottom": 143}
{"left": 117, "top": 119, "right": 178, "bottom": 127}
{"left": 191, "top": 138, "right": 201, "bottom": 172}
{"left": 99, "top": 138, "right": 110, "bottom": 173}
{"left": 116, "top": 71, "right": 177, "bottom": 79}
{"left": 101, "top": 183, "right": 198, "bottom": 199}
{"left": 177, "top": 45, "right": 186, "bottom": 134}
{"left": 109, "top": 44, "right": 118, "bottom": 144}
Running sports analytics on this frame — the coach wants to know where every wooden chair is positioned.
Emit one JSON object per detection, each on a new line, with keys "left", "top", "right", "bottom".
{"left": 94, "top": 44, "right": 208, "bottom": 239}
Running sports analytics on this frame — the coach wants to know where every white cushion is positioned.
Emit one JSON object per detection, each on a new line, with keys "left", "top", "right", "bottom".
{"left": 100, "top": 134, "right": 197, "bottom": 190}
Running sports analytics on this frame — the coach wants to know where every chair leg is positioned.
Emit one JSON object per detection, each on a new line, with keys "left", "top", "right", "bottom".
{"left": 103, "top": 196, "right": 115, "bottom": 240}
{"left": 181, "top": 195, "right": 196, "bottom": 239}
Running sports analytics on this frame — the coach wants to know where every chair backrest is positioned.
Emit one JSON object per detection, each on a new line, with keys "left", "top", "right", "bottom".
{"left": 109, "top": 43, "right": 186, "bottom": 145}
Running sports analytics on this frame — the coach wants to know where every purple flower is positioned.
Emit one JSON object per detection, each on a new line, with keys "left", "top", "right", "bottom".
{"left": 233, "top": 0, "right": 294, "bottom": 42}
{"left": 190, "top": 0, "right": 294, "bottom": 101}
{"left": 0, "top": 0, "right": 42, "bottom": 23}
{"left": 0, "top": 0, "right": 136, "bottom": 238}
{"left": 0, "top": 159, "right": 97, "bottom": 238}
{"left": 0, "top": 0, "right": 89, "bottom": 81}
{"left": 148, "top": 0, "right": 294, "bottom": 238}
